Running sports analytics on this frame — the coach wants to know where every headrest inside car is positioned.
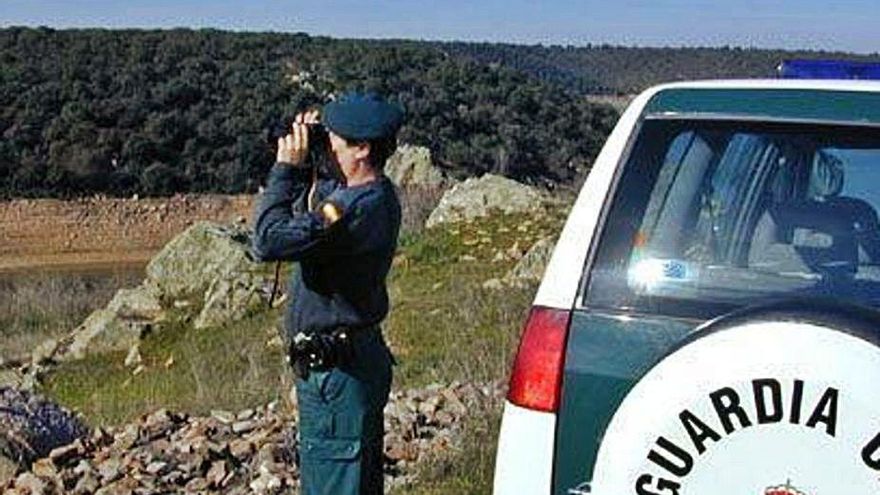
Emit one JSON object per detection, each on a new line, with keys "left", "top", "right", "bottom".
{"left": 809, "top": 151, "right": 845, "bottom": 199}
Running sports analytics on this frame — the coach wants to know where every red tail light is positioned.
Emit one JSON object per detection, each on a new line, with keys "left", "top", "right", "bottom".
{"left": 507, "top": 306, "right": 572, "bottom": 413}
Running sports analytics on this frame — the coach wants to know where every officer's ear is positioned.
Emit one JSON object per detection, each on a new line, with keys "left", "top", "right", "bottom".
{"left": 353, "top": 141, "right": 371, "bottom": 163}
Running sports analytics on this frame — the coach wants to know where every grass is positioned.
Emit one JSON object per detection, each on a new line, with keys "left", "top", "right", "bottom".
{"left": 41, "top": 311, "right": 290, "bottom": 426}
{"left": 0, "top": 266, "right": 142, "bottom": 361}
{"left": 23, "top": 205, "right": 567, "bottom": 491}
{"left": 389, "top": 223, "right": 536, "bottom": 388}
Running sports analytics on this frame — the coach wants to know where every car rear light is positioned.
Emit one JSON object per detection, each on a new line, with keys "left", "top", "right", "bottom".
{"left": 507, "top": 306, "right": 572, "bottom": 413}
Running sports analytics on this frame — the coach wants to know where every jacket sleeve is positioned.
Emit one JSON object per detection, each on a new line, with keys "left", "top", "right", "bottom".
{"left": 250, "top": 164, "right": 333, "bottom": 262}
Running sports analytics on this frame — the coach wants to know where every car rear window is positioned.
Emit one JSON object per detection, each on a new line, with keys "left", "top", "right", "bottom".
{"left": 584, "top": 117, "right": 880, "bottom": 318}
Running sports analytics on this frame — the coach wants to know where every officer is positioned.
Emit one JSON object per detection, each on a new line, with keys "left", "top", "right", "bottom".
{"left": 251, "top": 92, "right": 403, "bottom": 495}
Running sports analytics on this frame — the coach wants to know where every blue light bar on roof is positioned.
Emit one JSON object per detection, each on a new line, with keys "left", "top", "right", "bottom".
{"left": 778, "top": 59, "right": 880, "bottom": 80}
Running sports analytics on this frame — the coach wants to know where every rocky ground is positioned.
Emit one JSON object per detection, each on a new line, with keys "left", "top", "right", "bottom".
{"left": 2, "top": 382, "right": 503, "bottom": 494}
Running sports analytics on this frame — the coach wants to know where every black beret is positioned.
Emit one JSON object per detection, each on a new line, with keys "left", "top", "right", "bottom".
{"left": 322, "top": 92, "right": 404, "bottom": 141}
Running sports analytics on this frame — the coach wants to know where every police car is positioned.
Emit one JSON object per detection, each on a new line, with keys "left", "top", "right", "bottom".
{"left": 493, "top": 60, "right": 880, "bottom": 495}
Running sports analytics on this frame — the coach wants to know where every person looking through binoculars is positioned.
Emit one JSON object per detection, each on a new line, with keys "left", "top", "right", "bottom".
{"left": 251, "top": 92, "right": 404, "bottom": 495}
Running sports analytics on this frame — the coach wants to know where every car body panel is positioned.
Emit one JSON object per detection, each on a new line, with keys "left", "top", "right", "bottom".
{"left": 495, "top": 79, "right": 880, "bottom": 495}
{"left": 646, "top": 87, "right": 880, "bottom": 125}
{"left": 494, "top": 86, "right": 658, "bottom": 495}
{"left": 493, "top": 402, "right": 556, "bottom": 495}
{"left": 532, "top": 87, "right": 657, "bottom": 310}
{"left": 552, "top": 311, "right": 694, "bottom": 495}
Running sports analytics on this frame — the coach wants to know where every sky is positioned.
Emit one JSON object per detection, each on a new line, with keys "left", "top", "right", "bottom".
{"left": 2, "top": 0, "right": 879, "bottom": 54}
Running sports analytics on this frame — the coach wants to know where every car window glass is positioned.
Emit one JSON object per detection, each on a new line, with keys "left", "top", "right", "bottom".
{"left": 585, "top": 118, "right": 880, "bottom": 318}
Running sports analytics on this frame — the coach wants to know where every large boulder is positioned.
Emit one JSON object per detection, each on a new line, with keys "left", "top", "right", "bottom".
{"left": 67, "top": 310, "right": 143, "bottom": 360}
{"left": 194, "top": 272, "right": 266, "bottom": 330}
{"left": 65, "top": 283, "right": 163, "bottom": 360}
{"left": 146, "top": 222, "right": 259, "bottom": 303}
{"left": 147, "top": 221, "right": 266, "bottom": 329}
{"left": 58, "top": 222, "right": 267, "bottom": 362}
{"left": 426, "top": 174, "right": 546, "bottom": 228}
{"left": 106, "top": 284, "right": 165, "bottom": 319}
{"left": 384, "top": 145, "right": 449, "bottom": 190}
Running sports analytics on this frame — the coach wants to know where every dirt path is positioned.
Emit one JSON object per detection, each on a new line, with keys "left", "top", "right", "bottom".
{"left": 0, "top": 194, "right": 255, "bottom": 272}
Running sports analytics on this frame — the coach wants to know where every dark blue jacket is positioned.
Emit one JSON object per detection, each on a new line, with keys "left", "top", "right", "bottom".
{"left": 251, "top": 164, "right": 401, "bottom": 338}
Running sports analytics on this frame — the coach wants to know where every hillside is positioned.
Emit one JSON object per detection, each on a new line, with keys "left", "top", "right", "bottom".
{"left": 5, "top": 28, "right": 879, "bottom": 201}
{"left": 0, "top": 27, "right": 617, "bottom": 199}
{"left": 440, "top": 42, "right": 880, "bottom": 94}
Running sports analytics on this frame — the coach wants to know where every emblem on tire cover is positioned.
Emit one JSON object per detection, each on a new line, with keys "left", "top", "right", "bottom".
{"left": 765, "top": 481, "right": 806, "bottom": 495}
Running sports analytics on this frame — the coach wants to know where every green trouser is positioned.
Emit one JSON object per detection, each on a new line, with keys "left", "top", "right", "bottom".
{"left": 296, "top": 328, "right": 393, "bottom": 495}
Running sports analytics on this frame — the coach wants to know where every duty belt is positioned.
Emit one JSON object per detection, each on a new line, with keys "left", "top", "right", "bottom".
{"left": 286, "top": 326, "right": 373, "bottom": 378}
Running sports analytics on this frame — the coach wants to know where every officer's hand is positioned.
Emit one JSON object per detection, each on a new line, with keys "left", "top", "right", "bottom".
{"left": 276, "top": 110, "right": 320, "bottom": 166}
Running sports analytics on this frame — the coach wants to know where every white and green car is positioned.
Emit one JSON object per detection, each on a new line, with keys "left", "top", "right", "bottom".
{"left": 494, "top": 64, "right": 880, "bottom": 495}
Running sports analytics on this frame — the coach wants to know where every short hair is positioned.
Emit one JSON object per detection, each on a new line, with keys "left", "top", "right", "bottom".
{"left": 345, "top": 134, "right": 397, "bottom": 171}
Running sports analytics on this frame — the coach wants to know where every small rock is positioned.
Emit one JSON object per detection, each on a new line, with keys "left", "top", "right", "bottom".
{"left": 158, "top": 470, "right": 186, "bottom": 487}
{"left": 113, "top": 424, "right": 139, "bottom": 450}
{"left": 48, "top": 440, "right": 82, "bottom": 466}
{"left": 16, "top": 472, "right": 46, "bottom": 493}
{"left": 211, "top": 410, "right": 235, "bottom": 424}
{"left": 418, "top": 395, "right": 443, "bottom": 418}
{"left": 384, "top": 437, "right": 418, "bottom": 462}
{"left": 73, "top": 459, "right": 94, "bottom": 476}
{"left": 441, "top": 388, "right": 468, "bottom": 415}
{"left": 73, "top": 471, "right": 100, "bottom": 495}
{"left": 229, "top": 439, "right": 253, "bottom": 460}
{"left": 31, "top": 457, "right": 57, "bottom": 479}
{"left": 232, "top": 420, "right": 256, "bottom": 434}
{"left": 97, "top": 456, "right": 123, "bottom": 483}
{"left": 0, "top": 456, "right": 17, "bottom": 487}
{"left": 250, "top": 471, "right": 283, "bottom": 494}
{"left": 206, "top": 460, "right": 228, "bottom": 488}
{"left": 123, "top": 345, "right": 142, "bottom": 368}
{"left": 184, "top": 477, "right": 209, "bottom": 492}
{"left": 435, "top": 410, "right": 456, "bottom": 426}
{"left": 91, "top": 427, "right": 114, "bottom": 446}
{"left": 255, "top": 443, "right": 278, "bottom": 468}
{"left": 145, "top": 461, "right": 169, "bottom": 475}
{"left": 150, "top": 438, "right": 173, "bottom": 455}
{"left": 143, "top": 409, "right": 174, "bottom": 437}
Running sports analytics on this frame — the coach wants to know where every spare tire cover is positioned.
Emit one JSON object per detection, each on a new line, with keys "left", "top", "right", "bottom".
{"left": 590, "top": 302, "right": 880, "bottom": 495}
